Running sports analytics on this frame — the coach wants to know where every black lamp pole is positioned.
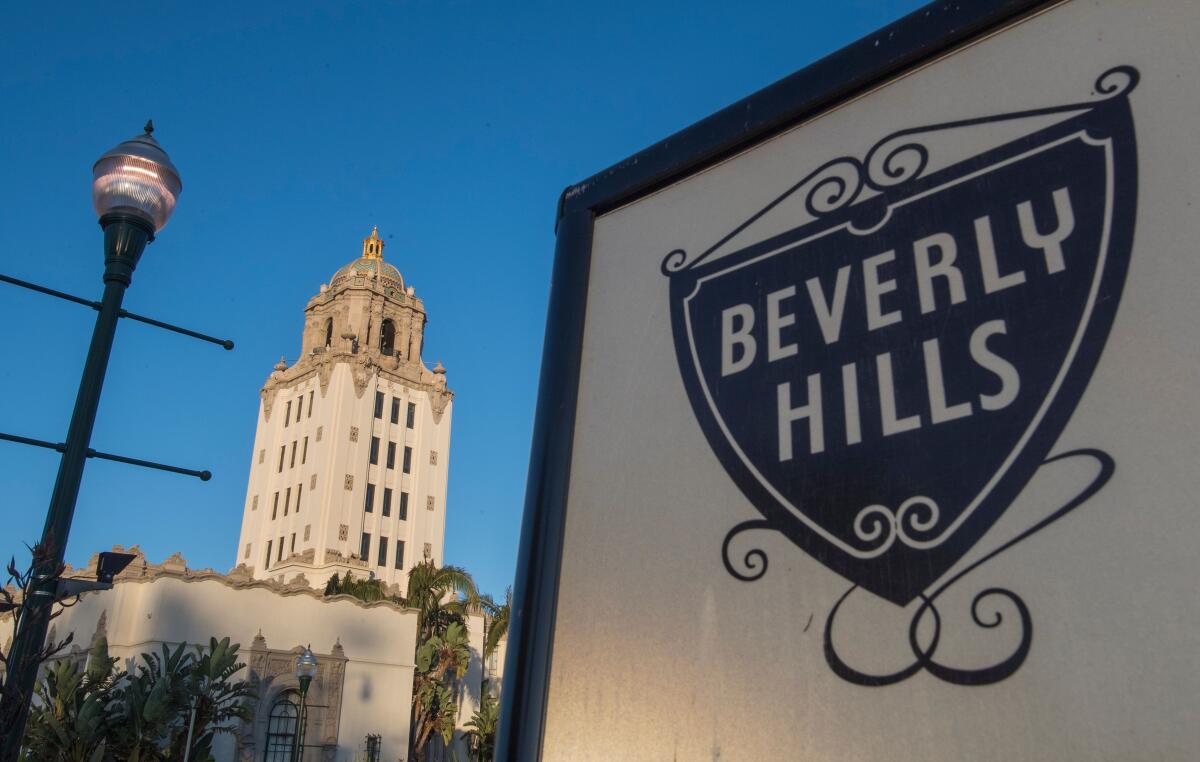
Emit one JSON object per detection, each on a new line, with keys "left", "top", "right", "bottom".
{"left": 0, "top": 124, "right": 184, "bottom": 762}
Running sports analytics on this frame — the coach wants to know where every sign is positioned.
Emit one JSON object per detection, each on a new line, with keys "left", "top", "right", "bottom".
{"left": 500, "top": 2, "right": 1200, "bottom": 759}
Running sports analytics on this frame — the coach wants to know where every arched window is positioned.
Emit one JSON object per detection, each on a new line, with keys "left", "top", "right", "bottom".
{"left": 324, "top": 318, "right": 333, "bottom": 348}
{"left": 380, "top": 319, "right": 396, "bottom": 356}
{"left": 264, "top": 694, "right": 299, "bottom": 761}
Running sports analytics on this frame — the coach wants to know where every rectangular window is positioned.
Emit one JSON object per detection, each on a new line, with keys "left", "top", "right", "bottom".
{"left": 296, "top": 395, "right": 303, "bottom": 422}
{"left": 284, "top": 487, "right": 291, "bottom": 516}
{"left": 364, "top": 483, "right": 375, "bottom": 513}
{"left": 290, "top": 533, "right": 296, "bottom": 553}
{"left": 244, "top": 543, "right": 251, "bottom": 560}
{"left": 395, "top": 540, "right": 405, "bottom": 570}
{"left": 251, "top": 495, "right": 258, "bottom": 511}
{"left": 272, "top": 492, "right": 279, "bottom": 520}
{"left": 406, "top": 402, "right": 416, "bottom": 428}
{"left": 278, "top": 446, "right": 286, "bottom": 473}
{"left": 387, "top": 442, "right": 396, "bottom": 469}
{"left": 399, "top": 491, "right": 409, "bottom": 520}
{"left": 304, "top": 524, "right": 311, "bottom": 541}
{"left": 382, "top": 487, "right": 392, "bottom": 517}
{"left": 285, "top": 401, "right": 292, "bottom": 426}
{"left": 296, "top": 484, "right": 302, "bottom": 513}
{"left": 360, "top": 532, "right": 372, "bottom": 562}
{"left": 302, "top": 436, "right": 309, "bottom": 464}
{"left": 374, "top": 391, "right": 384, "bottom": 419}
{"left": 403, "top": 446, "right": 412, "bottom": 474}
{"left": 369, "top": 436, "right": 380, "bottom": 465}
{"left": 265, "top": 540, "right": 273, "bottom": 569}
{"left": 307, "top": 390, "right": 314, "bottom": 417}
{"left": 378, "top": 536, "right": 388, "bottom": 567}
{"left": 391, "top": 398, "right": 400, "bottom": 424}
{"left": 277, "top": 537, "right": 284, "bottom": 562}
{"left": 290, "top": 440, "right": 297, "bottom": 469}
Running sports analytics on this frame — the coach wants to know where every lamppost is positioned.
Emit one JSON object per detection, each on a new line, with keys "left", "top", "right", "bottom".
{"left": 293, "top": 646, "right": 319, "bottom": 762}
{"left": 0, "top": 123, "right": 183, "bottom": 761}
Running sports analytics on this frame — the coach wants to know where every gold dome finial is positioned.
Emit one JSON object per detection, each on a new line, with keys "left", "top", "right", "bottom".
{"left": 362, "top": 226, "right": 385, "bottom": 259}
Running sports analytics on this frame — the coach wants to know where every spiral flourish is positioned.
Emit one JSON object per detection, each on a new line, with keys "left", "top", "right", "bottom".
{"left": 824, "top": 448, "right": 1114, "bottom": 686}
{"left": 721, "top": 519, "right": 775, "bottom": 582}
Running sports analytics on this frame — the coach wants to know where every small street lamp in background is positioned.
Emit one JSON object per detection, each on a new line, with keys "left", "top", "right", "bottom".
{"left": 292, "top": 646, "right": 319, "bottom": 762}
{"left": 0, "top": 123, "right": 233, "bottom": 760}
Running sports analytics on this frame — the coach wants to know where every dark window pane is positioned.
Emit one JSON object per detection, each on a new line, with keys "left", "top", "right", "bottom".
{"left": 278, "top": 446, "right": 285, "bottom": 473}
{"left": 364, "top": 483, "right": 375, "bottom": 513}
{"left": 369, "top": 436, "right": 380, "bottom": 465}
{"left": 395, "top": 540, "right": 405, "bottom": 570}
{"left": 272, "top": 492, "right": 279, "bottom": 520}
{"left": 302, "top": 437, "right": 308, "bottom": 464}
{"left": 382, "top": 488, "right": 392, "bottom": 517}
{"left": 290, "top": 441, "right": 297, "bottom": 469}
{"left": 277, "top": 537, "right": 284, "bottom": 561}
{"left": 406, "top": 402, "right": 416, "bottom": 428}
{"left": 403, "top": 446, "right": 412, "bottom": 474}
{"left": 378, "top": 537, "right": 388, "bottom": 567}
{"left": 360, "top": 532, "right": 371, "bottom": 562}
{"left": 387, "top": 442, "right": 396, "bottom": 469}
{"left": 307, "top": 390, "right": 314, "bottom": 418}
{"left": 374, "top": 391, "right": 384, "bottom": 418}
{"left": 296, "top": 396, "right": 302, "bottom": 422}
{"left": 399, "top": 491, "right": 409, "bottom": 521}
{"left": 284, "top": 487, "right": 291, "bottom": 516}
{"left": 265, "top": 540, "right": 273, "bottom": 569}
{"left": 391, "top": 398, "right": 400, "bottom": 424}
{"left": 296, "top": 484, "right": 302, "bottom": 513}
{"left": 285, "top": 401, "right": 291, "bottom": 427}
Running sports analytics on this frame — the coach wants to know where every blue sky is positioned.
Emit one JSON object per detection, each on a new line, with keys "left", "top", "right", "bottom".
{"left": 0, "top": 0, "right": 925, "bottom": 599}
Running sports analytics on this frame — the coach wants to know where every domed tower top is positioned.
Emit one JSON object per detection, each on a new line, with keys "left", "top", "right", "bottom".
{"left": 328, "top": 226, "right": 406, "bottom": 294}
{"left": 363, "top": 225, "right": 384, "bottom": 258}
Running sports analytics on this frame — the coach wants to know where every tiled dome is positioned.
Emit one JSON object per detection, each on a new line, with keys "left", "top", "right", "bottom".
{"left": 329, "top": 227, "right": 406, "bottom": 292}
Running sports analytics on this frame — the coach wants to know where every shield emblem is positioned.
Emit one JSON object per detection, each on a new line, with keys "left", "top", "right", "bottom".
{"left": 664, "top": 67, "right": 1139, "bottom": 605}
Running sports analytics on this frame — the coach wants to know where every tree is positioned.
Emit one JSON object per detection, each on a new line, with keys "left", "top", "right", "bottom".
{"left": 479, "top": 589, "right": 510, "bottom": 666}
{"left": 323, "top": 571, "right": 387, "bottom": 603}
{"left": 463, "top": 687, "right": 498, "bottom": 762}
{"left": 19, "top": 636, "right": 118, "bottom": 762}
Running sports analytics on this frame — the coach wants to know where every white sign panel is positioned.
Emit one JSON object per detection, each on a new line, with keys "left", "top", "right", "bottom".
{"left": 524, "top": 2, "right": 1200, "bottom": 759}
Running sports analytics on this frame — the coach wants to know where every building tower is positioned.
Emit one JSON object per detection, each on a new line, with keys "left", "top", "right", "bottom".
{"left": 235, "top": 227, "right": 453, "bottom": 595}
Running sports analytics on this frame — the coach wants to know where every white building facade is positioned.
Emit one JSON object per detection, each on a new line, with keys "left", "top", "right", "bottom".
{"left": 236, "top": 228, "right": 454, "bottom": 595}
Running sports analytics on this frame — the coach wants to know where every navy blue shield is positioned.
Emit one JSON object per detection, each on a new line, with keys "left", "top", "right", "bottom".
{"left": 664, "top": 67, "right": 1139, "bottom": 605}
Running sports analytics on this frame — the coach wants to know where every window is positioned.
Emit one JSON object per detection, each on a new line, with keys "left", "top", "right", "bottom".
{"left": 258, "top": 449, "right": 265, "bottom": 464}
{"left": 264, "top": 694, "right": 299, "bottom": 762}
{"left": 406, "top": 402, "right": 416, "bottom": 428}
{"left": 374, "top": 391, "right": 384, "bottom": 419}
{"left": 386, "top": 442, "right": 396, "bottom": 469}
{"left": 364, "top": 483, "right": 375, "bottom": 513}
{"left": 378, "top": 536, "right": 389, "bottom": 567}
{"left": 284, "top": 487, "right": 291, "bottom": 516}
{"left": 403, "top": 446, "right": 412, "bottom": 474}
{"left": 395, "top": 540, "right": 405, "bottom": 569}
{"left": 324, "top": 317, "right": 333, "bottom": 347}
{"left": 303, "top": 524, "right": 311, "bottom": 541}
{"left": 278, "top": 537, "right": 284, "bottom": 562}
{"left": 296, "top": 484, "right": 302, "bottom": 513}
{"left": 284, "top": 401, "right": 291, "bottom": 427}
{"left": 278, "top": 446, "right": 285, "bottom": 473}
{"left": 399, "top": 491, "right": 409, "bottom": 521}
{"left": 296, "top": 395, "right": 302, "bottom": 422}
{"left": 307, "top": 390, "right": 314, "bottom": 417}
{"left": 380, "top": 319, "right": 396, "bottom": 356}
{"left": 369, "top": 436, "right": 380, "bottom": 465}
{"left": 290, "top": 533, "right": 296, "bottom": 554}
{"left": 264, "top": 540, "right": 273, "bottom": 569}
{"left": 301, "top": 436, "right": 308, "bottom": 464}
{"left": 316, "top": 426, "right": 323, "bottom": 442}
{"left": 391, "top": 398, "right": 400, "bottom": 424}
{"left": 251, "top": 495, "right": 258, "bottom": 511}
{"left": 244, "top": 543, "right": 251, "bottom": 560}
{"left": 382, "top": 488, "right": 392, "bottom": 517}
{"left": 311, "top": 474, "right": 317, "bottom": 489}
{"left": 289, "top": 441, "right": 297, "bottom": 469}
{"left": 272, "top": 492, "right": 279, "bottom": 520}
{"left": 360, "top": 532, "right": 371, "bottom": 562}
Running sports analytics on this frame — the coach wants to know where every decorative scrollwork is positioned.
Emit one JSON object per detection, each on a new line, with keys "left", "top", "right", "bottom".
{"left": 851, "top": 495, "right": 944, "bottom": 555}
{"left": 1095, "top": 65, "right": 1139, "bottom": 98}
{"left": 864, "top": 140, "right": 930, "bottom": 191}
{"left": 660, "top": 248, "right": 690, "bottom": 276}
{"left": 823, "top": 448, "right": 1114, "bottom": 686}
{"left": 721, "top": 519, "right": 776, "bottom": 581}
{"left": 802, "top": 158, "right": 865, "bottom": 217}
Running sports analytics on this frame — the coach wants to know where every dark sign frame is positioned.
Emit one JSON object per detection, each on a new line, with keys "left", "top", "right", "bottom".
{"left": 496, "top": 2, "right": 1061, "bottom": 759}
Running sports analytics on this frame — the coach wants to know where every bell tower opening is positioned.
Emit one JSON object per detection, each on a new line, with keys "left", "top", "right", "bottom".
{"left": 324, "top": 317, "right": 333, "bottom": 348}
{"left": 380, "top": 319, "right": 396, "bottom": 356}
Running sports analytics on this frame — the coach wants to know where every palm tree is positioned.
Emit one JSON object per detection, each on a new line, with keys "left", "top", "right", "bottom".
{"left": 412, "top": 622, "right": 472, "bottom": 762}
{"left": 463, "top": 688, "right": 499, "bottom": 762}
{"left": 402, "top": 561, "right": 479, "bottom": 642}
{"left": 479, "top": 588, "right": 510, "bottom": 667}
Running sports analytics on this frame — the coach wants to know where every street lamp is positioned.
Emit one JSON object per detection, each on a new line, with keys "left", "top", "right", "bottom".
{"left": 0, "top": 123, "right": 183, "bottom": 761}
{"left": 292, "top": 646, "right": 319, "bottom": 762}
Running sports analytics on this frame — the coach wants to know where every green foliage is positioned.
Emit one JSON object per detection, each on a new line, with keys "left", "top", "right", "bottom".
{"left": 479, "top": 588, "right": 511, "bottom": 663}
{"left": 463, "top": 686, "right": 499, "bottom": 762}
{"left": 323, "top": 570, "right": 387, "bottom": 603}
{"left": 20, "top": 636, "right": 255, "bottom": 762}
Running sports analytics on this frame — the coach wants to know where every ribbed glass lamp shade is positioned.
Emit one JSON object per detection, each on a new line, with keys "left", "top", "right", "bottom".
{"left": 92, "top": 128, "right": 182, "bottom": 233}
{"left": 295, "top": 647, "right": 319, "bottom": 680}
